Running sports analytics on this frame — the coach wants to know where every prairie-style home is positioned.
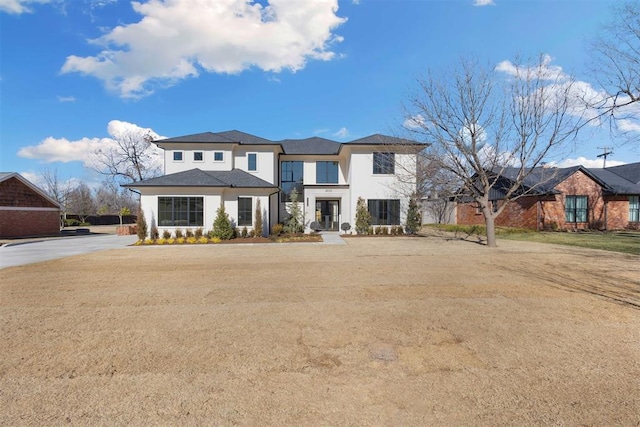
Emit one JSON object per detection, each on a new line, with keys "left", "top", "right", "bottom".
{"left": 124, "top": 130, "right": 423, "bottom": 236}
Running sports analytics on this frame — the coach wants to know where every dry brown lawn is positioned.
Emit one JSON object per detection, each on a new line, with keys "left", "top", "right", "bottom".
{"left": 1, "top": 236, "right": 639, "bottom": 425}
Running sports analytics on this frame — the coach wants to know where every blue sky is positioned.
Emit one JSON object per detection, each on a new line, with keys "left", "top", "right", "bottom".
{"left": 1, "top": 0, "right": 638, "bottom": 186}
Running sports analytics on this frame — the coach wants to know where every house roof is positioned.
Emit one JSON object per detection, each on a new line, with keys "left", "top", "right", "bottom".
{"left": 122, "top": 168, "right": 278, "bottom": 189}
{"left": 153, "top": 130, "right": 426, "bottom": 155}
{"left": 0, "top": 172, "right": 61, "bottom": 208}
{"left": 279, "top": 137, "right": 341, "bottom": 155}
{"left": 488, "top": 162, "right": 640, "bottom": 199}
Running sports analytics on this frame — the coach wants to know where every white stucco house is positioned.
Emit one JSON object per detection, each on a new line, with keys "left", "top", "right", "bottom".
{"left": 123, "top": 130, "right": 423, "bottom": 236}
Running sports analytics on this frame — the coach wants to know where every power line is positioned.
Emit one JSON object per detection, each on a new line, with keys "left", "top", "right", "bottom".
{"left": 596, "top": 146, "right": 614, "bottom": 168}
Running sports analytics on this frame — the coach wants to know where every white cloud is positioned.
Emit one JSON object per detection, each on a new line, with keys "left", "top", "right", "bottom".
{"left": 333, "top": 127, "right": 349, "bottom": 138}
{"left": 495, "top": 54, "right": 567, "bottom": 82}
{"left": 57, "top": 95, "right": 76, "bottom": 102}
{"left": 473, "top": 0, "right": 495, "bottom": 6}
{"left": 403, "top": 114, "right": 426, "bottom": 130}
{"left": 17, "top": 120, "right": 164, "bottom": 172}
{"left": 550, "top": 157, "right": 626, "bottom": 168}
{"left": 61, "top": 0, "right": 347, "bottom": 99}
{"left": 0, "top": 0, "right": 49, "bottom": 14}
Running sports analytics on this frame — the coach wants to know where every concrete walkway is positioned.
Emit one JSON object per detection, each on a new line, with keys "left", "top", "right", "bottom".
{"left": 0, "top": 234, "right": 138, "bottom": 269}
{"left": 319, "top": 232, "right": 346, "bottom": 245}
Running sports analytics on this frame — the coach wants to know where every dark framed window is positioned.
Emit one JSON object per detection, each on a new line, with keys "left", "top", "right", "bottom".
{"left": 368, "top": 199, "right": 400, "bottom": 225}
{"left": 373, "top": 152, "right": 395, "bottom": 175}
{"left": 281, "top": 161, "right": 304, "bottom": 202}
{"left": 214, "top": 152, "right": 223, "bottom": 162}
{"left": 238, "top": 197, "right": 252, "bottom": 226}
{"left": 158, "top": 197, "right": 203, "bottom": 227}
{"left": 248, "top": 153, "right": 257, "bottom": 172}
{"left": 316, "top": 161, "right": 339, "bottom": 184}
{"left": 173, "top": 151, "right": 183, "bottom": 161}
{"left": 565, "top": 195, "right": 588, "bottom": 223}
{"left": 194, "top": 151, "right": 203, "bottom": 161}
{"left": 630, "top": 195, "right": 639, "bottom": 222}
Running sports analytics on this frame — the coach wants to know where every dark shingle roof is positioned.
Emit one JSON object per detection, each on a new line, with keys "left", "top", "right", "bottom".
{"left": 347, "top": 134, "right": 424, "bottom": 146}
{"left": 279, "top": 137, "right": 341, "bottom": 155}
{"left": 156, "top": 130, "right": 273, "bottom": 145}
{"left": 122, "top": 168, "right": 277, "bottom": 189}
{"left": 604, "top": 162, "right": 640, "bottom": 185}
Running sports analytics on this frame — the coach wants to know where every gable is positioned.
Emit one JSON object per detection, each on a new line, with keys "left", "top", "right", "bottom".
{"left": 0, "top": 176, "right": 59, "bottom": 208}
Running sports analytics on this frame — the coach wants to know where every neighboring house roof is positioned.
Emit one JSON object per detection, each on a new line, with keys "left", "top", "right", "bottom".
{"left": 122, "top": 168, "right": 278, "bottom": 189}
{"left": 0, "top": 172, "right": 61, "bottom": 208}
{"left": 475, "top": 162, "right": 640, "bottom": 201}
{"left": 153, "top": 130, "right": 426, "bottom": 155}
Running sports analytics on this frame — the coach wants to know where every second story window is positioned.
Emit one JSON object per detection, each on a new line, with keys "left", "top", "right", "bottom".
{"left": 373, "top": 152, "right": 395, "bottom": 175}
{"left": 281, "top": 161, "right": 303, "bottom": 202}
{"left": 248, "top": 153, "right": 257, "bottom": 172}
{"left": 194, "top": 152, "right": 203, "bottom": 162}
{"left": 173, "top": 151, "right": 183, "bottom": 161}
{"left": 316, "top": 161, "right": 338, "bottom": 184}
{"left": 214, "top": 152, "right": 224, "bottom": 162}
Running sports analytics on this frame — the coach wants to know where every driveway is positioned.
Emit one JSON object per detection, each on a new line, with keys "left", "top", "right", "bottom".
{"left": 0, "top": 234, "right": 138, "bottom": 269}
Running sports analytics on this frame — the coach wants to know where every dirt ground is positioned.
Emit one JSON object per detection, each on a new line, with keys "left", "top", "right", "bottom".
{"left": 1, "top": 236, "right": 639, "bottom": 425}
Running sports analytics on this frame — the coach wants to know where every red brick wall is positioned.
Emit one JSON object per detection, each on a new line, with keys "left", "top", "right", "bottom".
{"left": 456, "top": 170, "right": 633, "bottom": 230}
{"left": 0, "top": 177, "right": 58, "bottom": 208}
{"left": 606, "top": 195, "right": 634, "bottom": 230}
{"left": 0, "top": 209, "right": 61, "bottom": 237}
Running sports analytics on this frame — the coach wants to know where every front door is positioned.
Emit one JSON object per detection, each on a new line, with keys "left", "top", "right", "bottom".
{"left": 315, "top": 200, "right": 339, "bottom": 231}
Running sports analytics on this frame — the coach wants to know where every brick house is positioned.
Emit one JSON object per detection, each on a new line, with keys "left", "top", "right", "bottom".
{"left": 456, "top": 162, "right": 640, "bottom": 231}
{"left": 0, "top": 173, "right": 61, "bottom": 238}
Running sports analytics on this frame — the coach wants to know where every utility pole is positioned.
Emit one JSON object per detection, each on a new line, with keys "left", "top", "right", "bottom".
{"left": 597, "top": 146, "right": 613, "bottom": 168}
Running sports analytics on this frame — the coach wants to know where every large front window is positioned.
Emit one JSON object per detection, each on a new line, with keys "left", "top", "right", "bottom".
{"left": 373, "top": 152, "right": 395, "bottom": 175}
{"left": 281, "top": 161, "right": 304, "bottom": 201}
{"left": 158, "top": 197, "right": 204, "bottom": 227}
{"left": 630, "top": 195, "right": 639, "bottom": 222}
{"left": 238, "top": 197, "right": 252, "bottom": 226}
{"left": 565, "top": 195, "right": 588, "bottom": 223}
{"left": 368, "top": 199, "right": 400, "bottom": 225}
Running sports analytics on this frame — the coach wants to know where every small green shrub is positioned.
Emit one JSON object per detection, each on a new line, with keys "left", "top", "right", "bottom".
{"left": 381, "top": 226, "right": 389, "bottom": 235}
{"left": 248, "top": 229, "right": 255, "bottom": 238}
{"left": 212, "top": 204, "right": 234, "bottom": 240}
{"left": 195, "top": 228, "right": 204, "bottom": 238}
{"left": 174, "top": 228, "right": 184, "bottom": 239}
{"left": 64, "top": 219, "right": 80, "bottom": 227}
{"left": 367, "top": 226, "right": 374, "bottom": 235}
{"left": 355, "top": 197, "right": 371, "bottom": 234}
{"left": 185, "top": 228, "right": 194, "bottom": 238}
{"left": 79, "top": 222, "right": 91, "bottom": 227}
{"left": 162, "top": 230, "right": 171, "bottom": 239}
{"left": 241, "top": 226, "right": 248, "bottom": 238}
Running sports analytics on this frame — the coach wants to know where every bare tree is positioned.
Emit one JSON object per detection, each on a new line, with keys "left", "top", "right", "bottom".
{"left": 40, "top": 167, "right": 73, "bottom": 226}
{"left": 404, "top": 56, "right": 584, "bottom": 247}
{"left": 589, "top": 1, "right": 640, "bottom": 139}
{"left": 93, "top": 127, "right": 162, "bottom": 184}
{"left": 95, "top": 181, "right": 138, "bottom": 224}
{"left": 67, "top": 183, "right": 96, "bottom": 224}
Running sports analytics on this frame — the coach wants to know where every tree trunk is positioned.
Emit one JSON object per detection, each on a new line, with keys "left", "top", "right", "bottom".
{"left": 484, "top": 211, "right": 497, "bottom": 248}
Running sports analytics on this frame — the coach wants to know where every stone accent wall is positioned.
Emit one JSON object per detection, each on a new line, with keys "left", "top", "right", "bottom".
{"left": 0, "top": 209, "right": 60, "bottom": 238}
{"left": 0, "top": 177, "right": 58, "bottom": 208}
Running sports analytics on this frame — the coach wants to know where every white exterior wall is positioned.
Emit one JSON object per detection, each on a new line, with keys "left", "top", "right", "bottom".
{"left": 162, "top": 143, "right": 235, "bottom": 175}
{"left": 233, "top": 147, "right": 277, "bottom": 185}
{"left": 138, "top": 188, "right": 273, "bottom": 237}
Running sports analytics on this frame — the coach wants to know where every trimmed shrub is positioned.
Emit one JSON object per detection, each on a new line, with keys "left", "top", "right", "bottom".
{"left": 195, "top": 228, "right": 204, "bottom": 238}
{"left": 64, "top": 218, "right": 80, "bottom": 227}
{"left": 150, "top": 214, "right": 159, "bottom": 240}
{"left": 241, "top": 226, "right": 248, "bottom": 238}
{"left": 381, "top": 226, "right": 389, "bottom": 235}
{"left": 341, "top": 222, "right": 351, "bottom": 233}
{"left": 284, "top": 188, "right": 304, "bottom": 234}
{"left": 212, "top": 204, "right": 234, "bottom": 240}
{"left": 355, "top": 197, "right": 371, "bottom": 234}
{"left": 162, "top": 230, "right": 171, "bottom": 239}
{"left": 254, "top": 199, "right": 263, "bottom": 237}
{"left": 174, "top": 228, "right": 184, "bottom": 239}
{"left": 136, "top": 209, "right": 148, "bottom": 240}
{"left": 185, "top": 228, "right": 194, "bottom": 238}
{"left": 405, "top": 196, "right": 421, "bottom": 235}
